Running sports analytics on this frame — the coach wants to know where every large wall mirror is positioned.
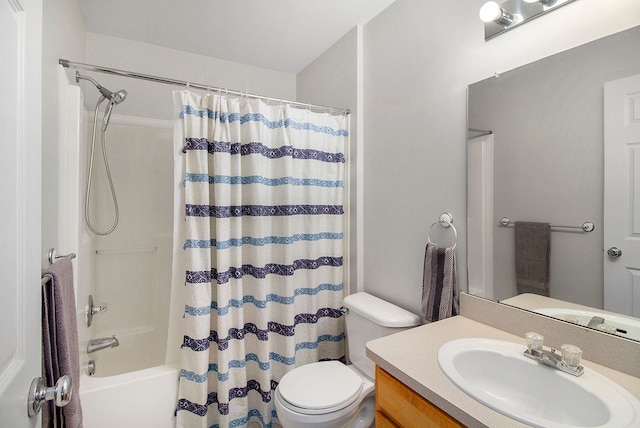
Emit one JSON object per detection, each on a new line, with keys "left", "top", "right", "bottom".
{"left": 467, "top": 25, "right": 640, "bottom": 341}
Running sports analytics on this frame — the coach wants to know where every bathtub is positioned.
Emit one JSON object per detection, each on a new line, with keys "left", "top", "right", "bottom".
{"left": 58, "top": 69, "right": 182, "bottom": 426}
{"left": 80, "top": 362, "right": 180, "bottom": 428}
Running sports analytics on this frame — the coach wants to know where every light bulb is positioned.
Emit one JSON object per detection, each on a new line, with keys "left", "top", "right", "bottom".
{"left": 479, "top": 1, "right": 501, "bottom": 23}
{"left": 479, "top": 1, "right": 515, "bottom": 26}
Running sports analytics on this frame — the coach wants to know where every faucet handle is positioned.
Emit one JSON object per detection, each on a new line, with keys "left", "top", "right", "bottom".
{"left": 85, "top": 294, "right": 107, "bottom": 327}
{"left": 525, "top": 332, "right": 544, "bottom": 352}
{"left": 561, "top": 344, "right": 582, "bottom": 368}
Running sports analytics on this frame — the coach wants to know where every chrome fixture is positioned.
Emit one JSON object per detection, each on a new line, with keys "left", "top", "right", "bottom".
{"left": 60, "top": 59, "right": 349, "bottom": 115}
{"left": 47, "top": 248, "right": 77, "bottom": 266}
{"left": 498, "top": 216, "right": 595, "bottom": 232}
{"left": 607, "top": 247, "right": 622, "bottom": 258}
{"left": 28, "top": 375, "right": 72, "bottom": 416}
{"left": 85, "top": 294, "right": 107, "bottom": 327}
{"left": 587, "top": 316, "right": 605, "bottom": 329}
{"left": 76, "top": 71, "right": 127, "bottom": 235}
{"left": 524, "top": 0, "right": 558, "bottom": 5}
{"left": 84, "top": 360, "right": 96, "bottom": 376}
{"left": 479, "top": 1, "right": 517, "bottom": 26}
{"left": 523, "top": 332, "right": 584, "bottom": 376}
{"left": 427, "top": 212, "right": 458, "bottom": 250}
{"left": 75, "top": 71, "right": 127, "bottom": 131}
{"left": 87, "top": 336, "right": 119, "bottom": 354}
{"left": 479, "top": 0, "right": 577, "bottom": 41}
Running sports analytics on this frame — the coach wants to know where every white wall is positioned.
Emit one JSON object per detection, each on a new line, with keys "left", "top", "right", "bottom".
{"left": 297, "top": 26, "right": 361, "bottom": 294}
{"left": 84, "top": 33, "right": 297, "bottom": 121}
{"left": 42, "top": 0, "right": 86, "bottom": 261}
{"left": 363, "top": 0, "right": 640, "bottom": 316}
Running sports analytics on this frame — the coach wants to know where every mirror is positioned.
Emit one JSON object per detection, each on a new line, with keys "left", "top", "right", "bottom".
{"left": 467, "top": 25, "right": 640, "bottom": 340}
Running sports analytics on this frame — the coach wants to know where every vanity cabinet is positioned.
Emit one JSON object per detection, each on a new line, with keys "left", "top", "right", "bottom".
{"left": 375, "top": 366, "right": 464, "bottom": 428}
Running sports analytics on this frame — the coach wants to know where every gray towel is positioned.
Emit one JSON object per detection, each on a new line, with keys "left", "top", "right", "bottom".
{"left": 421, "top": 243, "right": 459, "bottom": 322}
{"left": 42, "top": 258, "right": 83, "bottom": 428}
{"left": 514, "top": 221, "right": 550, "bottom": 297}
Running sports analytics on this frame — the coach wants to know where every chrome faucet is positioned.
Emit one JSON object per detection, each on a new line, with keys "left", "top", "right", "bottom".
{"left": 87, "top": 335, "right": 119, "bottom": 354}
{"left": 587, "top": 316, "right": 605, "bottom": 328}
{"left": 523, "top": 332, "right": 584, "bottom": 377}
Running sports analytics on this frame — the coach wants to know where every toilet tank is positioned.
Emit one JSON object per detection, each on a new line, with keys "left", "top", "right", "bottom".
{"left": 343, "top": 292, "right": 420, "bottom": 379}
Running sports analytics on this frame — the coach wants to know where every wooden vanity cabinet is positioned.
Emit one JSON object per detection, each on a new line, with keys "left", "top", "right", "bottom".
{"left": 375, "top": 366, "right": 464, "bottom": 428}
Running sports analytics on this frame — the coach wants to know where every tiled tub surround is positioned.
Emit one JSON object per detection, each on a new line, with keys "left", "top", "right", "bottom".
{"left": 366, "top": 294, "right": 640, "bottom": 427}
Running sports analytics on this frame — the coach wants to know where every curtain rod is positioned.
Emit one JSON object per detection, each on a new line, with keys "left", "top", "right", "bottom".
{"left": 467, "top": 127, "right": 493, "bottom": 137}
{"left": 59, "top": 59, "right": 350, "bottom": 116}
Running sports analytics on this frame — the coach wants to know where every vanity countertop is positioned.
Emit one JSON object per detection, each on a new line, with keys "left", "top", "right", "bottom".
{"left": 366, "top": 315, "right": 640, "bottom": 428}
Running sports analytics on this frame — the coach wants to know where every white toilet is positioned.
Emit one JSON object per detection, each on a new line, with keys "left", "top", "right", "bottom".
{"left": 274, "top": 292, "right": 421, "bottom": 428}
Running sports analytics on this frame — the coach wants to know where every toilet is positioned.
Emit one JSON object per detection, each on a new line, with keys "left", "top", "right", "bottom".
{"left": 274, "top": 292, "right": 421, "bottom": 428}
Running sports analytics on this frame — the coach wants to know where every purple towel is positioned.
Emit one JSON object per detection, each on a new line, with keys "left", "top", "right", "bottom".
{"left": 514, "top": 221, "right": 550, "bottom": 297}
{"left": 42, "top": 258, "right": 83, "bottom": 428}
{"left": 421, "top": 243, "right": 459, "bottom": 322}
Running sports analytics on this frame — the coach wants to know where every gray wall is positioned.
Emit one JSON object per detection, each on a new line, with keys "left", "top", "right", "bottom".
{"left": 85, "top": 33, "right": 297, "bottom": 121}
{"left": 362, "top": 0, "right": 640, "bottom": 316}
{"left": 469, "top": 26, "right": 640, "bottom": 307}
{"left": 297, "top": 27, "right": 360, "bottom": 294}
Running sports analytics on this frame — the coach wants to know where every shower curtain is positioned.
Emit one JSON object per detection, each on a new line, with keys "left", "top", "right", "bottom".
{"left": 173, "top": 90, "right": 348, "bottom": 428}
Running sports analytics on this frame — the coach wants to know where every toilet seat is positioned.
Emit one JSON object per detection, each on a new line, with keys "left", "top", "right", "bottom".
{"left": 277, "top": 361, "right": 363, "bottom": 415}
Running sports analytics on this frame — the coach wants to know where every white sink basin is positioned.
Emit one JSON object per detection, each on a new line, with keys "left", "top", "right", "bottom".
{"left": 438, "top": 338, "right": 640, "bottom": 427}
{"left": 535, "top": 308, "right": 640, "bottom": 341}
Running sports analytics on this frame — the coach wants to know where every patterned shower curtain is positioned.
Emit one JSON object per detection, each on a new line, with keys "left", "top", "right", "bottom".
{"left": 173, "top": 90, "right": 348, "bottom": 428}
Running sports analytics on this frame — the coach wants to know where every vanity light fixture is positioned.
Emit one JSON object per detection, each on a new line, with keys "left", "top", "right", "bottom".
{"left": 480, "top": 0, "right": 577, "bottom": 41}
{"left": 524, "top": 0, "right": 559, "bottom": 5}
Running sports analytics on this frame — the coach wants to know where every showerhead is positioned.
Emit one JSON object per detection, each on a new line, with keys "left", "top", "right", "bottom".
{"left": 76, "top": 72, "right": 128, "bottom": 130}
{"left": 102, "top": 89, "right": 128, "bottom": 131}
{"left": 98, "top": 88, "right": 127, "bottom": 105}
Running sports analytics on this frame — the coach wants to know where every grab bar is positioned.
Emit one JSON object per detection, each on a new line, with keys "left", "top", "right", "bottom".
{"left": 498, "top": 217, "right": 594, "bottom": 232}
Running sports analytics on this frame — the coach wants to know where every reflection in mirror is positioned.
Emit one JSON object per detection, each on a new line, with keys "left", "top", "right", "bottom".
{"left": 467, "top": 25, "right": 640, "bottom": 340}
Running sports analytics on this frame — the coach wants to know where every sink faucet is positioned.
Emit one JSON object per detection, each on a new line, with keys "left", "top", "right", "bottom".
{"left": 523, "top": 332, "right": 584, "bottom": 377}
{"left": 87, "top": 335, "right": 119, "bottom": 354}
{"left": 587, "top": 316, "right": 605, "bottom": 328}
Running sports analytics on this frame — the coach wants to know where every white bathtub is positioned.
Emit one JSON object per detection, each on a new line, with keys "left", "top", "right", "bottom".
{"left": 80, "top": 362, "right": 180, "bottom": 428}
{"left": 57, "top": 70, "right": 184, "bottom": 427}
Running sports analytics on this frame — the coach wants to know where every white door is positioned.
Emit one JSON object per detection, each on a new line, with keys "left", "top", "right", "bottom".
{"left": 604, "top": 73, "right": 640, "bottom": 316}
{"left": 0, "top": 0, "right": 43, "bottom": 425}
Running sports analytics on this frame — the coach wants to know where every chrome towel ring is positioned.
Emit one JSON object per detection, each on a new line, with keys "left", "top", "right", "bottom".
{"left": 427, "top": 212, "right": 458, "bottom": 250}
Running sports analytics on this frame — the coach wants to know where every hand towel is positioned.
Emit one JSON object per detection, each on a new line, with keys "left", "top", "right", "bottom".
{"left": 421, "top": 243, "right": 459, "bottom": 322}
{"left": 42, "top": 258, "right": 83, "bottom": 428}
{"left": 514, "top": 221, "right": 550, "bottom": 297}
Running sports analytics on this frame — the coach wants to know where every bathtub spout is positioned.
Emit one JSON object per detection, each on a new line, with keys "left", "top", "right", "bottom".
{"left": 87, "top": 335, "right": 119, "bottom": 354}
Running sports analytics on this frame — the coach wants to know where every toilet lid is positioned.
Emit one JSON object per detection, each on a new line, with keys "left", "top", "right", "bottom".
{"left": 278, "top": 361, "right": 363, "bottom": 413}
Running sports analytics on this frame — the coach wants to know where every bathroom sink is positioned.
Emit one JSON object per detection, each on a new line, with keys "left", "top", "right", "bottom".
{"left": 535, "top": 308, "right": 640, "bottom": 341}
{"left": 438, "top": 338, "right": 640, "bottom": 428}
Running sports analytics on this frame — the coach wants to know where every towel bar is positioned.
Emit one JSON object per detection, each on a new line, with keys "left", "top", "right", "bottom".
{"left": 41, "top": 273, "right": 53, "bottom": 286}
{"left": 427, "top": 212, "right": 458, "bottom": 249}
{"left": 498, "top": 217, "right": 594, "bottom": 232}
{"left": 48, "top": 248, "right": 77, "bottom": 266}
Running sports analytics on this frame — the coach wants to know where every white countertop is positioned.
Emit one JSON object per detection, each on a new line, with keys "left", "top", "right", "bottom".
{"left": 366, "top": 315, "right": 640, "bottom": 427}
{"left": 501, "top": 293, "right": 634, "bottom": 316}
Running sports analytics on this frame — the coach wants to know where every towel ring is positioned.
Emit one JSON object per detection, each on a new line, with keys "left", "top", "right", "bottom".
{"left": 427, "top": 213, "right": 458, "bottom": 250}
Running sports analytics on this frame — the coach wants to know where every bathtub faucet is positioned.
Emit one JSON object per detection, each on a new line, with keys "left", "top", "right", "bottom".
{"left": 87, "top": 335, "right": 119, "bottom": 354}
